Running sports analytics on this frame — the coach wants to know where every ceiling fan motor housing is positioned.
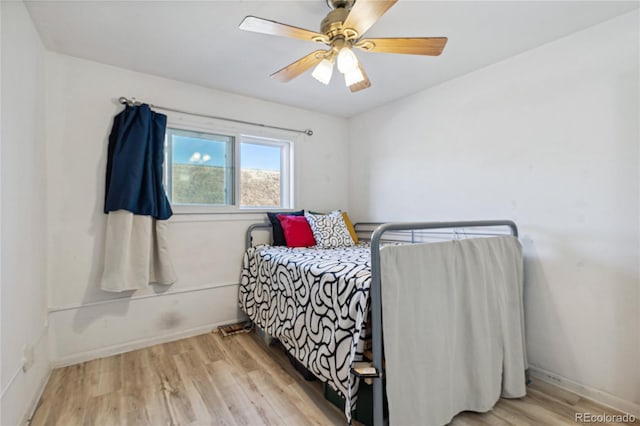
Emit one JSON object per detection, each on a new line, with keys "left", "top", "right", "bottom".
{"left": 326, "top": 0, "right": 354, "bottom": 10}
{"left": 321, "top": 7, "right": 351, "bottom": 40}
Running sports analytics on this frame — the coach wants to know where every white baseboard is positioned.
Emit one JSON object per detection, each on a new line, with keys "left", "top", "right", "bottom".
{"left": 51, "top": 318, "right": 245, "bottom": 368}
{"left": 528, "top": 366, "right": 640, "bottom": 418}
{"left": 22, "top": 368, "right": 52, "bottom": 426}
{"left": 0, "top": 326, "right": 52, "bottom": 426}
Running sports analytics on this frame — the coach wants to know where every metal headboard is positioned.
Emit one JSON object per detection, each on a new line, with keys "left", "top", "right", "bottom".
{"left": 245, "top": 223, "right": 272, "bottom": 249}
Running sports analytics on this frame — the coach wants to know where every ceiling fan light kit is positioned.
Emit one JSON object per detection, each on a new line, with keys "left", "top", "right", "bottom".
{"left": 337, "top": 46, "right": 359, "bottom": 73}
{"left": 344, "top": 67, "right": 365, "bottom": 86}
{"left": 239, "top": 0, "right": 447, "bottom": 93}
{"left": 312, "top": 57, "right": 335, "bottom": 85}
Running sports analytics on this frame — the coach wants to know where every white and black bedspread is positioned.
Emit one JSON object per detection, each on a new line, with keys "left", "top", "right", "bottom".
{"left": 239, "top": 243, "right": 372, "bottom": 421}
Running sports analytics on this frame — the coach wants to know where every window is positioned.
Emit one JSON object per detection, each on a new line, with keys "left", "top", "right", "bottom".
{"left": 166, "top": 129, "right": 234, "bottom": 205}
{"left": 165, "top": 127, "right": 293, "bottom": 211}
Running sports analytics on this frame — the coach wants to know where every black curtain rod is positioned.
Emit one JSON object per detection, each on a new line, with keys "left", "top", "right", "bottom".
{"left": 118, "top": 96, "right": 313, "bottom": 136}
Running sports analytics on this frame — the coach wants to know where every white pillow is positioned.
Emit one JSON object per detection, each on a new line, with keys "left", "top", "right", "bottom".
{"left": 304, "top": 211, "right": 355, "bottom": 249}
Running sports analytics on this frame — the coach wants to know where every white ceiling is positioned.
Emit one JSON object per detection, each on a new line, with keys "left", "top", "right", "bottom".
{"left": 26, "top": 0, "right": 639, "bottom": 117}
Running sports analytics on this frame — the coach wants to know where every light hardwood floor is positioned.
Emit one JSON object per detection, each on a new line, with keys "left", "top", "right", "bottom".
{"left": 30, "top": 330, "right": 636, "bottom": 425}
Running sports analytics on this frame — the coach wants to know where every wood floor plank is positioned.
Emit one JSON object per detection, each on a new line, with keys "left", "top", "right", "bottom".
{"left": 451, "top": 409, "right": 513, "bottom": 426}
{"left": 121, "top": 389, "right": 150, "bottom": 425}
{"left": 233, "top": 373, "right": 283, "bottom": 426}
{"left": 173, "top": 351, "right": 234, "bottom": 425}
{"left": 234, "top": 332, "right": 296, "bottom": 387}
{"left": 29, "top": 330, "right": 638, "bottom": 426}
{"left": 213, "top": 332, "right": 259, "bottom": 375}
{"left": 139, "top": 383, "right": 173, "bottom": 426}
{"left": 527, "top": 379, "right": 581, "bottom": 406}
{"left": 493, "top": 402, "right": 545, "bottom": 425}
{"left": 50, "top": 366, "right": 92, "bottom": 426}
{"left": 83, "top": 392, "right": 123, "bottom": 426}
{"left": 190, "top": 371, "right": 238, "bottom": 425}
{"left": 124, "top": 406, "right": 151, "bottom": 426}
{"left": 526, "top": 379, "right": 637, "bottom": 425}
{"left": 192, "top": 332, "right": 226, "bottom": 363}
{"left": 158, "top": 366, "right": 197, "bottom": 425}
{"left": 489, "top": 402, "right": 536, "bottom": 426}
{"left": 247, "top": 369, "right": 308, "bottom": 421}
{"left": 500, "top": 397, "right": 575, "bottom": 424}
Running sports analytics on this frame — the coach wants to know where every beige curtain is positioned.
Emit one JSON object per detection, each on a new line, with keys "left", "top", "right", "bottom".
{"left": 100, "top": 210, "right": 176, "bottom": 292}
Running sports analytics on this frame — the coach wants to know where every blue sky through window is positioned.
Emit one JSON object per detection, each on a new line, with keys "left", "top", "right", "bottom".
{"left": 172, "top": 135, "right": 227, "bottom": 166}
{"left": 241, "top": 143, "right": 280, "bottom": 171}
{"left": 172, "top": 135, "right": 280, "bottom": 171}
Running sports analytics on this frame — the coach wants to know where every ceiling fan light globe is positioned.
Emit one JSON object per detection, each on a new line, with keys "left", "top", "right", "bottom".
{"left": 337, "top": 47, "right": 359, "bottom": 74}
{"left": 312, "top": 58, "right": 334, "bottom": 85}
{"left": 344, "top": 68, "right": 365, "bottom": 86}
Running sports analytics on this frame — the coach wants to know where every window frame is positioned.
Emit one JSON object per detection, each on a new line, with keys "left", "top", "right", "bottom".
{"left": 164, "top": 118, "right": 295, "bottom": 214}
{"left": 238, "top": 135, "right": 293, "bottom": 210}
{"left": 165, "top": 127, "right": 235, "bottom": 207}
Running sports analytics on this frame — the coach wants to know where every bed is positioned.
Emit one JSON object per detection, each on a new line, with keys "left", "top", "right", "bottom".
{"left": 239, "top": 218, "right": 523, "bottom": 426}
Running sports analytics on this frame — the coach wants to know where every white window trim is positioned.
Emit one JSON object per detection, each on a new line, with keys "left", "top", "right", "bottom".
{"left": 240, "top": 135, "right": 294, "bottom": 210}
{"left": 164, "top": 115, "right": 296, "bottom": 215}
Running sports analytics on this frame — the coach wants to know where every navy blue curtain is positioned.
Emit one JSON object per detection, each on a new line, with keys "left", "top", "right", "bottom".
{"left": 104, "top": 104, "right": 172, "bottom": 220}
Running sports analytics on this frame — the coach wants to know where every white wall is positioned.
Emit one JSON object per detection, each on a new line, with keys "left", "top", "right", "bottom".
{"left": 44, "top": 53, "right": 350, "bottom": 365}
{"left": 349, "top": 11, "right": 639, "bottom": 415}
{"left": 0, "top": 2, "right": 51, "bottom": 424}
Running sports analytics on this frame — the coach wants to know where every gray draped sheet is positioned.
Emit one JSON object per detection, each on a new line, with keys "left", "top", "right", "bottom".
{"left": 380, "top": 236, "right": 526, "bottom": 426}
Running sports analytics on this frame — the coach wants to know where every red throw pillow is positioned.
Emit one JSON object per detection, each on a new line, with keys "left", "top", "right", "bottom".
{"left": 277, "top": 215, "right": 316, "bottom": 247}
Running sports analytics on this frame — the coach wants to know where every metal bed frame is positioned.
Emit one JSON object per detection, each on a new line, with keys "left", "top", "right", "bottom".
{"left": 245, "top": 219, "right": 519, "bottom": 426}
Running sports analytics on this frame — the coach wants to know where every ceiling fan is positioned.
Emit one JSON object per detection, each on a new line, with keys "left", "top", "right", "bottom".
{"left": 239, "top": 0, "right": 447, "bottom": 93}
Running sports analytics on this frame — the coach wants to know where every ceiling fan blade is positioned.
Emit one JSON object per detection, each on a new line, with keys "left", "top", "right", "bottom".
{"left": 356, "top": 37, "right": 448, "bottom": 56}
{"left": 239, "top": 16, "right": 328, "bottom": 43}
{"left": 342, "top": 0, "right": 398, "bottom": 38}
{"left": 271, "top": 50, "right": 328, "bottom": 83}
{"left": 349, "top": 64, "right": 372, "bottom": 93}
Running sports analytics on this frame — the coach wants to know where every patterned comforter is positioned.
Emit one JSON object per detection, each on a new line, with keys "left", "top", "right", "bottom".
{"left": 239, "top": 243, "right": 372, "bottom": 421}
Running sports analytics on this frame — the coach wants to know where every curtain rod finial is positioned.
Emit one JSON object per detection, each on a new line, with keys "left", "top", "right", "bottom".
{"left": 305, "top": 129, "right": 313, "bottom": 136}
{"left": 119, "top": 97, "right": 142, "bottom": 107}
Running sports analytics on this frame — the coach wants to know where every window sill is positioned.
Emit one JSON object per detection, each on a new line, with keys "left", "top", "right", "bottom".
{"left": 171, "top": 205, "right": 298, "bottom": 215}
{"left": 168, "top": 206, "right": 299, "bottom": 223}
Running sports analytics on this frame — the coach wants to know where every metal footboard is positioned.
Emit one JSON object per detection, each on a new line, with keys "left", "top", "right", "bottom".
{"left": 368, "top": 220, "right": 518, "bottom": 426}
